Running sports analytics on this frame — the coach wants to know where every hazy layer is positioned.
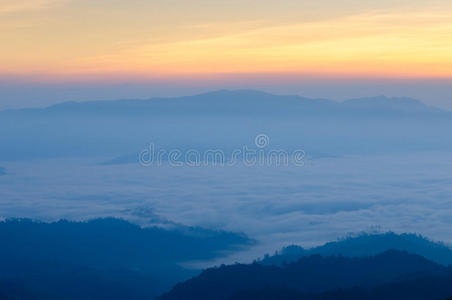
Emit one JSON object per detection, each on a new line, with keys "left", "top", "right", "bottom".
{"left": 1, "top": 152, "right": 452, "bottom": 262}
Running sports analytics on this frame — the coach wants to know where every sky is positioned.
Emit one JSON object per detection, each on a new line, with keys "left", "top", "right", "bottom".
{"left": 1, "top": 0, "right": 452, "bottom": 109}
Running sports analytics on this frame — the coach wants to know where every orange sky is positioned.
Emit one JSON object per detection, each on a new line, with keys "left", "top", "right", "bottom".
{"left": 1, "top": 0, "right": 452, "bottom": 79}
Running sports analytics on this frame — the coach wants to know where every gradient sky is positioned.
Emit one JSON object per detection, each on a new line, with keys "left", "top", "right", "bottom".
{"left": 1, "top": 0, "right": 452, "bottom": 109}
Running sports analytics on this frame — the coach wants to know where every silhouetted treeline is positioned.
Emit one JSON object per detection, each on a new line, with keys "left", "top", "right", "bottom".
{"left": 0, "top": 218, "right": 251, "bottom": 300}
{"left": 158, "top": 250, "right": 452, "bottom": 300}
{"left": 2, "top": 218, "right": 452, "bottom": 300}
{"left": 259, "top": 232, "right": 452, "bottom": 266}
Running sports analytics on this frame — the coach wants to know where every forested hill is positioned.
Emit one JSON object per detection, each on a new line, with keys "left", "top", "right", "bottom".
{"left": 0, "top": 218, "right": 252, "bottom": 300}
{"left": 158, "top": 250, "right": 452, "bottom": 300}
{"left": 259, "top": 232, "right": 452, "bottom": 266}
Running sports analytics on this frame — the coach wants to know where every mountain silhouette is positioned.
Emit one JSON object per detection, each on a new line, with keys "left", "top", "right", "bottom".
{"left": 0, "top": 218, "right": 252, "bottom": 300}
{"left": 158, "top": 250, "right": 452, "bottom": 300}
{"left": 1, "top": 90, "right": 448, "bottom": 117}
{"left": 1, "top": 90, "right": 451, "bottom": 161}
{"left": 2, "top": 219, "right": 452, "bottom": 300}
{"left": 226, "top": 275, "right": 452, "bottom": 300}
{"left": 342, "top": 95, "right": 445, "bottom": 115}
{"left": 259, "top": 232, "right": 452, "bottom": 266}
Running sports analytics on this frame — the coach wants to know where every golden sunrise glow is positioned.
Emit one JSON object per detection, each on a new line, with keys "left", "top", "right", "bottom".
{"left": 1, "top": 0, "right": 452, "bottom": 78}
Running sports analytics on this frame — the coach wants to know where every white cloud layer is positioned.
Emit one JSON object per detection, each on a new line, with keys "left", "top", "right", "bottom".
{"left": 1, "top": 152, "right": 452, "bottom": 263}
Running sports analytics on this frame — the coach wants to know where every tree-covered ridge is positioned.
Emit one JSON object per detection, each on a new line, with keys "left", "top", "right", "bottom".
{"left": 0, "top": 218, "right": 251, "bottom": 267}
{"left": 1, "top": 218, "right": 451, "bottom": 300}
{"left": 0, "top": 218, "right": 252, "bottom": 300}
{"left": 259, "top": 232, "right": 452, "bottom": 266}
{"left": 159, "top": 250, "right": 452, "bottom": 300}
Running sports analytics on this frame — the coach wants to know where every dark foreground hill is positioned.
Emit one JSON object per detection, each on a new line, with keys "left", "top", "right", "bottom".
{"left": 259, "top": 232, "right": 452, "bottom": 266}
{"left": 0, "top": 218, "right": 252, "bottom": 300}
{"left": 158, "top": 250, "right": 452, "bottom": 300}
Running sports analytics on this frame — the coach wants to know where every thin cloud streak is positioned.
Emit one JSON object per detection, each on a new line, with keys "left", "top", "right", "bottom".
{"left": 5, "top": 10, "right": 452, "bottom": 78}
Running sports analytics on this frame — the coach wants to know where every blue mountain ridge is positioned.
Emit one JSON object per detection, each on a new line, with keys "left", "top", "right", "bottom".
{"left": 1, "top": 90, "right": 448, "bottom": 117}
{"left": 259, "top": 232, "right": 452, "bottom": 266}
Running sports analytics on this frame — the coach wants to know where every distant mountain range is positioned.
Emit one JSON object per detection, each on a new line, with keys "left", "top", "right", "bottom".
{"left": 1, "top": 90, "right": 449, "bottom": 117}
{"left": 1, "top": 90, "right": 451, "bottom": 161}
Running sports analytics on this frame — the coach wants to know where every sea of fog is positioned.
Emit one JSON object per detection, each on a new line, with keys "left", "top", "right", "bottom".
{"left": 1, "top": 152, "right": 452, "bottom": 264}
